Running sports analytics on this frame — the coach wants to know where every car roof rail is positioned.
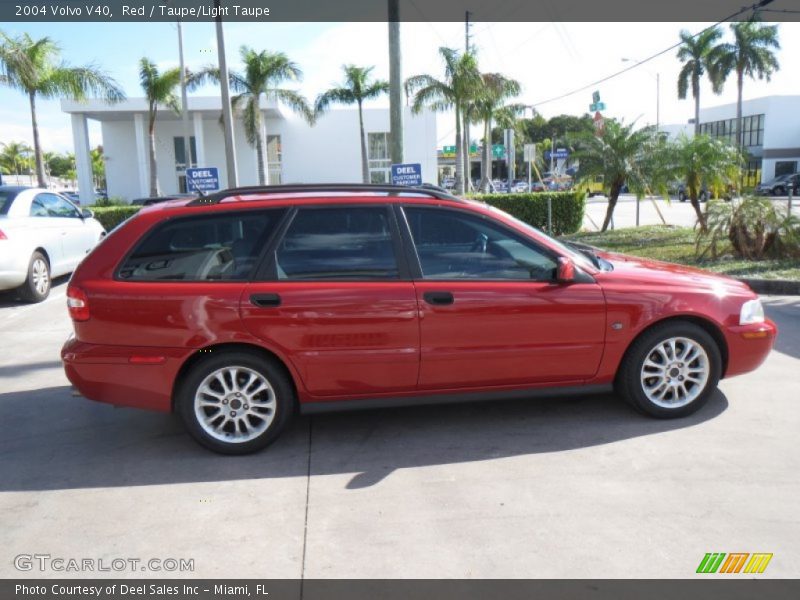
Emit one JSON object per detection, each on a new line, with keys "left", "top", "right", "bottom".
{"left": 186, "top": 183, "right": 464, "bottom": 206}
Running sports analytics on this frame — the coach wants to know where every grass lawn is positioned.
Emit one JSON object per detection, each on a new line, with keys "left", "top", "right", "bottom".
{"left": 564, "top": 225, "right": 800, "bottom": 281}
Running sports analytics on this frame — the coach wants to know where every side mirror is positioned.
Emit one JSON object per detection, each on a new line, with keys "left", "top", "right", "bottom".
{"left": 557, "top": 257, "right": 575, "bottom": 283}
{"left": 81, "top": 208, "right": 94, "bottom": 219}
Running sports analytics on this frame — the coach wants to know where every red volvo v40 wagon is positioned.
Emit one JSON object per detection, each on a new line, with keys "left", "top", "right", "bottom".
{"left": 62, "top": 185, "right": 776, "bottom": 454}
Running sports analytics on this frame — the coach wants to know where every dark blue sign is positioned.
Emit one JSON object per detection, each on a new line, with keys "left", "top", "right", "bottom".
{"left": 391, "top": 163, "right": 422, "bottom": 187}
{"left": 545, "top": 149, "right": 570, "bottom": 160}
{"left": 185, "top": 167, "right": 220, "bottom": 192}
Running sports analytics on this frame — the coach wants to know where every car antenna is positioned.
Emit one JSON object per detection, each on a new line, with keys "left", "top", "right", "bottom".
{"left": 184, "top": 172, "right": 205, "bottom": 197}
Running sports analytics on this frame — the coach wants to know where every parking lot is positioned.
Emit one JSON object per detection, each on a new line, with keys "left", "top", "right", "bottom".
{"left": 0, "top": 280, "right": 798, "bottom": 579}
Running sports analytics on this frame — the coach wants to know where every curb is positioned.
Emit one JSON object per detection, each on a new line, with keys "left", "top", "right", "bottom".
{"left": 738, "top": 278, "right": 800, "bottom": 296}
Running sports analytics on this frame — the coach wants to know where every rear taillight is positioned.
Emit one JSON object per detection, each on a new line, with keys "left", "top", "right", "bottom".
{"left": 67, "top": 286, "right": 90, "bottom": 321}
{"left": 0, "top": 229, "right": 6, "bottom": 240}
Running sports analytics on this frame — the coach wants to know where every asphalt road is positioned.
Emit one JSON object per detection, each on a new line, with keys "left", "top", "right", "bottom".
{"left": 0, "top": 282, "right": 798, "bottom": 579}
{"left": 583, "top": 194, "right": 799, "bottom": 230}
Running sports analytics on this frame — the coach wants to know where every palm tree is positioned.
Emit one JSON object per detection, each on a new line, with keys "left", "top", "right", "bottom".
{"left": 0, "top": 141, "right": 33, "bottom": 175}
{"left": 406, "top": 47, "right": 481, "bottom": 195}
{"left": 139, "top": 58, "right": 212, "bottom": 196}
{"left": 572, "top": 120, "right": 659, "bottom": 231}
{"left": 315, "top": 65, "right": 389, "bottom": 183}
{"left": 676, "top": 27, "right": 723, "bottom": 135}
{"left": 213, "top": 47, "right": 313, "bottom": 186}
{"left": 664, "top": 134, "right": 741, "bottom": 230}
{"left": 0, "top": 31, "right": 124, "bottom": 188}
{"left": 471, "top": 73, "right": 522, "bottom": 191}
{"left": 712, "top": 21, "right": 780, "bottom": 149}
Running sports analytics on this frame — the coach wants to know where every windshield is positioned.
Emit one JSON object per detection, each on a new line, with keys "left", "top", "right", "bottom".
{"left": 483, "top": 204, "right": 597, "bottom": 271}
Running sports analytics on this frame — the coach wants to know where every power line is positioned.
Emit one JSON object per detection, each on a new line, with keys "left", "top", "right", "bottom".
{"left": 529, "top": 0, "right": 775, "bottom": 109}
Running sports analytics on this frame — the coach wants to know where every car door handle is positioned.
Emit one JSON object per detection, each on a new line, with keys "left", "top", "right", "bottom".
{"left": 250, "top": 293, "right": 281, "bottom": 308}
{"left": 423, "top": 291, "right": 454, "bottom": 306}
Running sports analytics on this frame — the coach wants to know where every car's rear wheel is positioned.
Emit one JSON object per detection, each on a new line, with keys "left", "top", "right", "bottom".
{"left": 678, "top": 191, "right": 686, "bottom": 202}
{"left": 774, "top": 186, "right": 786, "bottom": 196}
{"left": 616, "top": 322, "right": 721, "bottom": 418}
{"left": 18, "top": 251, "right": 50, "bottom": 303}
{"left": 177, "top": 351, "right": 294, "bottom": 454}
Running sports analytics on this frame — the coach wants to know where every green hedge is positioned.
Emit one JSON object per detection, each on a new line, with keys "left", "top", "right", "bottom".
{"left": 471, "top": 191, "right": 586, "bottom": 236}
{"left": 90, "top": 206, "right": 141, "bottom": 231}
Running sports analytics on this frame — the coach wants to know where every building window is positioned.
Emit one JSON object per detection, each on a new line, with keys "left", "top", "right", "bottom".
{"left": 775, "top": 161, "right": 797, "bottom": 177}
{"left": 173, "top": 137, "right": 197, "bottom": 170}
{"left": 267, "top": 134, "right": 282, "bottom": 184}
{"left": 368, "top": 132, "right": 392, "bottom": 183}
{"left": 699, "top": 114, "right": 764, "bottom": 148}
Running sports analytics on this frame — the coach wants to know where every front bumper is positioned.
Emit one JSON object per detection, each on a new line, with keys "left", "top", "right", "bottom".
{"left": 61, "top": 335, "right": 191, "bottom": 412}
{"left": 723, "top": 318, "right": 777, "bottom": 378}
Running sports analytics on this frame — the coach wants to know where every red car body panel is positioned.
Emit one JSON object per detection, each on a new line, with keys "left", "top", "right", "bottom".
{"left": 61, "top": 193, "right": 777, "bottom": 414}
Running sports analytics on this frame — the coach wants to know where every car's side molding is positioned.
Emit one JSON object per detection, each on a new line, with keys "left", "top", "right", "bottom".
{"left": 300, "top": 383, "right": 614, "bottom": 415}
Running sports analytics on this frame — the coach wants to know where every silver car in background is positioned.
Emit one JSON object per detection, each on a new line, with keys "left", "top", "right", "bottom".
{"left": 0, "top": 186, "right": 105, "bottom": 302}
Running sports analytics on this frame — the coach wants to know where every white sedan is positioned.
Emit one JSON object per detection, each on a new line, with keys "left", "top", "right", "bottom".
{"left": 0, "top": 186, "right": 105, "bottom": 302}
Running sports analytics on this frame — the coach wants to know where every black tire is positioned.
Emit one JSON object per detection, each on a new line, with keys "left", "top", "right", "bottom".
{"left": 18, "top": 251, "right": 50, "bottom": 303}
{"left": 774, "top": 186, "right": 786, "bottom": 196}
{"left": 678, "top": 191, "right": 686, "bottom": 202}
{"left": 699, "top": 191, "right": 708, "bottom": 202}
{"left": 177, "top": 351, "right": 294, "bottom": 455}
{"left": 616, "top": 322, "right": 722, "bottom": 419}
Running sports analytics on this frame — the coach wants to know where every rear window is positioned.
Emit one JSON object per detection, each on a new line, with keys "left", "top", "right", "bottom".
{"left": 117, "top": 209, "right": 284, "bottom": 281}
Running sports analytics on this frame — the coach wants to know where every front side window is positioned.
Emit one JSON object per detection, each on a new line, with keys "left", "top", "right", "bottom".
{"left": 118, "top": 210, "right": 283, "bottom": 281}
{"left": 404, "top": 207, "right": 557, "bottom": 281}
{"left": 275, "top": 207, "right": 399, "bottom": 280}
{"left": 38, "top": 193, "right": 80, "bottom": 218}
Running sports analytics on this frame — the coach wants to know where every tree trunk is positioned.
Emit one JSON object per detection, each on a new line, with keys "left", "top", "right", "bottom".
{"left": 454, "top": 105, "right": 464, "bottom": 195}
{"left": 479, "top": 117, "right": 491, "bottom": 192}
{"left": 463, "top": 115, "right": 471, "bottom": 193}
{"left": 736, "top": 68, "right": 744, "bottom": 191}
{"left": 358, "top": 100, "right": 369, "bottom": 184}
{"left": 601, "top": 182, "right": 622, "bottom": 231}
{"left": 693, "top": 74, "right": 701, "bottom": 136}
{"left": 255, "top": 124, "right": 267, "bottom": 186}
{"left": 256, "top": 97, "right": 269, "bottom": 186}
{"left": 29, "top": 93, "right": 47, "bottom": 188}
{"left": 688, "top": 182, "right": 707, "bottom": 231}
{"left": 148, "top": 106, "right": 159, "bottom": 197}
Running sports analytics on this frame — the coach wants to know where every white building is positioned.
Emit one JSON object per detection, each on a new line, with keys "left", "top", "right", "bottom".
{"left": 697, "top": 95, "right": 800, "bottom": 186}
{"left": 61, "top": 97, "right": 438, "bottom": 204}
{"left": 663, "top": 95, "right": 800, "bottom": 187}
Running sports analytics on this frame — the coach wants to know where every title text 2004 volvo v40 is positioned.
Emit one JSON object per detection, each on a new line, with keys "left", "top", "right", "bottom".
{"left": 61, "top": 184, "right": 777, "bottom": 454}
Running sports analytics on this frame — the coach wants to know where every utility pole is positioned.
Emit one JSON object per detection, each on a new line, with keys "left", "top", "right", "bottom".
{"left": 388, "top": 0, "right": 403, "bottom": 167}
{"left": 215, "top": 0, "right": 238, "bottom": 188}
{"left": 176, "top": 19, "right": 193, "bottom": 184}
{"left": 463, "top": 10, "right": 473, "bottom": 192}
{"left": 656, "top": 72, "right": 660, "bottom": 131}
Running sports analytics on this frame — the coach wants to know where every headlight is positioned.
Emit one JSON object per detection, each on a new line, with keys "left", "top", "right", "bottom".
{"left": 740, "top": 299, "right": 765, "bottom": 325}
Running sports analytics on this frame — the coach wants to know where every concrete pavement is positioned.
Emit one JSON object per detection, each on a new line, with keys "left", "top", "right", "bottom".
{"left": 0, "top": 284, "right": 798, "bottom": 579}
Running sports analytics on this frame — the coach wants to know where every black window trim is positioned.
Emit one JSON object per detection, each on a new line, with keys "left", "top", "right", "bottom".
{"left": 254, "top": 203, "right": 412, "bottom": 282}
{"left": 113, "top": 207, "right": 289, "bottom": 283}
{"left": 397, "top": 203, "right": 583, "bottom": 284}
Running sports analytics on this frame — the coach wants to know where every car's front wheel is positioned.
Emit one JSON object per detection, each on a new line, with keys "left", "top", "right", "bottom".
{"left": 18, "top": 251, "right": 51, "bottom": 303}
{"left": 774, "top": 186, "right": 786, "bottom": 196}
{"left": 177, "top": 351, "right": 294, "bottom": 454}
{"left": 616, "top": 322, "right": 721, "bottom": 418}
{"left": 678, "top": 191, "right": 686, "bottom": 202}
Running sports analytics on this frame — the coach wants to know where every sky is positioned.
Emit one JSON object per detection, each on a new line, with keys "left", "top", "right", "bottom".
{"left": 1, "top": 19, "right": 798, "bottom": 154}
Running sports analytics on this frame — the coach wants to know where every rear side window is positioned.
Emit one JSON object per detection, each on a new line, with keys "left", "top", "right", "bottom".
{"left": 0, "top": 190, "right": 17, "bottom": 215}
{"left": 275, "top": 207, "right": 399, "bottom": 280}
{"left": 118, "top": 210, "right": 284, "bottom": 281}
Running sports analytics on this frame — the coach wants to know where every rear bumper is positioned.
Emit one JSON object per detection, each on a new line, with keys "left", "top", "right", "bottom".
{"left": 0, "top": 270, "right": 26, "bottom": 290}
{"left": 723, "top": 318, "right": 777, "bottom": 378}
{"left": 61, "top": 335, "right": 190, "bottom": 412}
